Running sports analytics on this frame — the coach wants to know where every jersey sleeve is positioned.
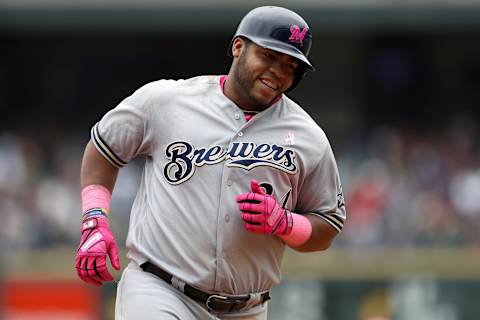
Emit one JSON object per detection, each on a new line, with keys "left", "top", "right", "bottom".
{"left": 296, "top": 141, "right": 346, "bottom": 233}
{"left": 90, "top": 83, "right": 155, "bottom": 168}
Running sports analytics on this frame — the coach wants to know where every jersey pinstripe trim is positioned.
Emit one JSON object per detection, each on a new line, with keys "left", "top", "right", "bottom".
{"left": 308, "top": 211, "right": 345, "bottom": 232}
{"left": 91, "top": 122, "right": 127, "bottom": 168}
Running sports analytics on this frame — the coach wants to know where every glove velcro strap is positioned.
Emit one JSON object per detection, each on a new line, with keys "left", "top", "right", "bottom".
{"left": 81, "top": 215, "right": 109, "bottom": 232}
{"left": 81, "top": 217, "right": 98, "bottom": 231}
{"left": 283, "top": 210, "right": 294, "bottom": 235}
{"left": 270, "top": 208, "right": 293, "bottom": 235}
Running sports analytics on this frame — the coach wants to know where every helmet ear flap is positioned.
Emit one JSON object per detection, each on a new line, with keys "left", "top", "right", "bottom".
{"left": 286, "top": 64, "right": 308, "bottom": 93}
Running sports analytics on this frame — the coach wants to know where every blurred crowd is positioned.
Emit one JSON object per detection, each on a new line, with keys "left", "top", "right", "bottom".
{"left": 1, "top": 117, "right": 479, "bottom": 252}
{"left": 338, "top": 117, "right": 480, "bottom": 247}
{"left": 0, "top": 128, "right": 140, "bottom": 252}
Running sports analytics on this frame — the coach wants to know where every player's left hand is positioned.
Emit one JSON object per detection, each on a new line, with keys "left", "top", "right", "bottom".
{"left": 236, "top": 180, "right": 293, "bottom": 235}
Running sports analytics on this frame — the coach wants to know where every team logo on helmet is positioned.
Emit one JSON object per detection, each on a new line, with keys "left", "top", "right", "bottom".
{"left": 288, "top": 25, "right": 309, "bottom": 46}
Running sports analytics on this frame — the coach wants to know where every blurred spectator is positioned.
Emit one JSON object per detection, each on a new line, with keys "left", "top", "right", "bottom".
{"left": 0, "top": 134, "right": 33, "bottom": 250}
{"left": 341, "top": 158, "right": 391, "bottom": 246}
{"left": 449, "top": 169, "right": 480, "bottom": 218}
{"left": 35, "top": 140, "right": 78, "bottom": 235}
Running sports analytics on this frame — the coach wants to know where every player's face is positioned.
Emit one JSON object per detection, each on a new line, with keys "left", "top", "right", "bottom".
{"left": 231, "top": 39, "right": 299, "bottom": 110}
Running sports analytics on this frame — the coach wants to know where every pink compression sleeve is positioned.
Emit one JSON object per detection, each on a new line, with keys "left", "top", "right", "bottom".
{"left": 279, "top": 213, "right": 312, "bottom": 247}
{"left": 81, "top": 184, "right": 111, "bottom": 214}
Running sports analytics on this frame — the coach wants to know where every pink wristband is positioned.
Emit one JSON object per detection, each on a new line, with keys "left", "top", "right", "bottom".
{"left": 81, "top": 184, "right": 111, "bottom": 214}
{"left": 279, "top": 213, "right": 312, "bottom": 247}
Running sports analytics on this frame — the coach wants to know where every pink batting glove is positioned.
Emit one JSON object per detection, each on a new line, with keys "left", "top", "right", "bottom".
{"left": 236, "top": 180, "right": 293, "bottom": 235}
{"left": 75, "top": 215, "right": 121, "bottom": 286}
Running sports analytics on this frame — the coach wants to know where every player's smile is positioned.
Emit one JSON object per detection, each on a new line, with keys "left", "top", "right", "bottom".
{"left": 259, "top": 77, "right": 279, "bottom": 92}
{"left": 254, "top": 71, "right": 287, "bottom": 102}
{"left": 251, "top": 64, "right": 294, "bottom": 104}
{"left": 259, "top": 77, "right": 279, "bottom": 91}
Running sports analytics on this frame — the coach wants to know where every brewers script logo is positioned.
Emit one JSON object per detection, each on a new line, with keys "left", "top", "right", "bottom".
{"left": 164, "top": 141, "right": 297, "bottom": 184}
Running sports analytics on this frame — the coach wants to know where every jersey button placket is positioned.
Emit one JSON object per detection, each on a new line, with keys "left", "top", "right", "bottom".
{"left": 213, "top": 147, "right": 237, "bottom": 290}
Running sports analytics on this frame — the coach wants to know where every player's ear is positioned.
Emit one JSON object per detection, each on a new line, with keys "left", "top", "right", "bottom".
{"left": 231, "top": 37, "right": 246, "bottom": 58}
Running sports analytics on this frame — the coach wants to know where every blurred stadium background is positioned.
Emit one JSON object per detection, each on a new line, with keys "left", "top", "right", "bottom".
{"left": 1, "top": 0, "right": 480, "bottom": 319}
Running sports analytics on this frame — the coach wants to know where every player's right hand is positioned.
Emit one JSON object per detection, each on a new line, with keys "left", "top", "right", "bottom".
{"left": 75, "top": 215, "right": 121, "bottom": 286}
{"left": 236, "top": 180, "right": 293, "bottom": 236}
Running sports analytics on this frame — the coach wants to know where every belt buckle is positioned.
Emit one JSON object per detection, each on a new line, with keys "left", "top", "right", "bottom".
{"left": 205, "top": 294, "right": 228, "bottom": 312}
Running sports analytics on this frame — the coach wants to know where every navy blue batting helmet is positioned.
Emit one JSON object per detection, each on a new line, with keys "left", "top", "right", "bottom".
{"left": 228, "top": 6, "right": 315, "bottom": 91}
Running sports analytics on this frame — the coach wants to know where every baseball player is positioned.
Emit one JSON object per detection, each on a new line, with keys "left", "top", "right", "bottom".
{"left": 75, "top": 6, "right": 346, "bottom": 320}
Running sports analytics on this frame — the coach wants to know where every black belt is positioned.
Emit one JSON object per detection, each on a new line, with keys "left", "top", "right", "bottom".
{"left": 140, "top": 261, "right": 270, "bottom": 313}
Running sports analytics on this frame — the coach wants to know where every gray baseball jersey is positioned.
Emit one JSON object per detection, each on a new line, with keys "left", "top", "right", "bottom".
{"left": 91, "top": 75, "right": 346, "bottom": 295}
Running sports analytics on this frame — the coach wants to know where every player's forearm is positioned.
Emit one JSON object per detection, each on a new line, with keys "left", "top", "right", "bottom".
{"left": 80, "top": 140, "right": 119, "bottom": 192}
{"left": 287, "top": 214, "right": 338, "bottom": 252}
{"left": 76, "top": 144, "right": 121, "bottom": 286}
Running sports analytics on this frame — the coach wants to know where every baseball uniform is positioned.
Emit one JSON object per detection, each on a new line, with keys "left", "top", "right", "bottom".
{"left": 90, "top": 75, "right": 346, "bottom": 319}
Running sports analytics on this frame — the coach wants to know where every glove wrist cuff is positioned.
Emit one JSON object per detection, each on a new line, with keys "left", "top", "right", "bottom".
{"left": 83, "top": 208, "right": 108, "bottom": 219}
